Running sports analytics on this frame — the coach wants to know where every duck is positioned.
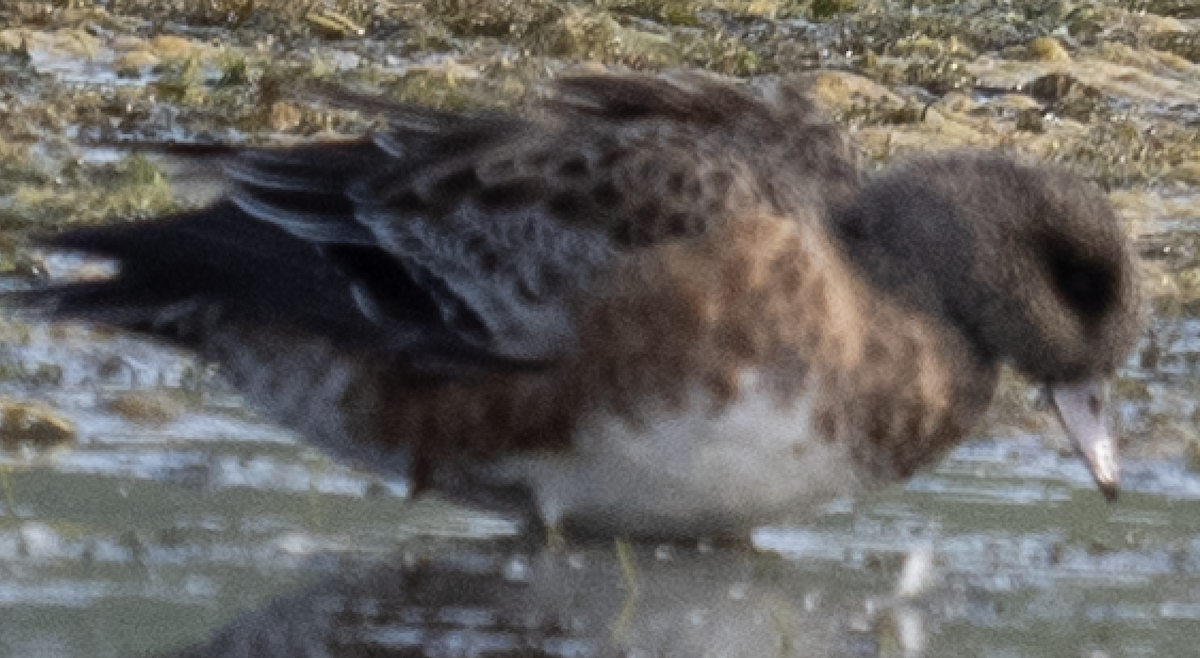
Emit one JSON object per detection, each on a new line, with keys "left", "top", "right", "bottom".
{"left": 8, "top": 72, "right": 1143, "bottom": 538}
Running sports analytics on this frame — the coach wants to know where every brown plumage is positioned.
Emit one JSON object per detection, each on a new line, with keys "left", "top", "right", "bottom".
{"left": 8, "top": 73, "right": 1143, "bottom": 537}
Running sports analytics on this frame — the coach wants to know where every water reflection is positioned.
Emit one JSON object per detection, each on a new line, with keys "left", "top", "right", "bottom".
{"left": 157, "top": 539, "right": 893, "bottom": 658}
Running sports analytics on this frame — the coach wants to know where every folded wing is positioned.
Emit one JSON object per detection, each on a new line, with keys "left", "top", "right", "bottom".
{"left": 12, "top": 73, "right": 859, "bottom": 378}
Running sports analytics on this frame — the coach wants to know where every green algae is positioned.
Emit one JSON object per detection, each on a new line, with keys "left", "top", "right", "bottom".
{"left": 428, "top": 0, "right": 565, "bottom": 39}
{"left": 811, "top": 0, "right": 856, "bottom": 20}
{"left": 596, "top": 0, "right": 702, "bottom": 27}
{"left": 1045, "top": 117, "right": 1200, "bottom": 188}
{"left": 1147, "top": 32, "right": 1200, "bottom": 63}
{"left": 156, "top": 56, "right": 205, "bottom": 103}
{"left": 1130, "top": 0, "right": 1200, "bottom": 18}
{"left": 1, "top": 152, "right": 174, "bottom": 230}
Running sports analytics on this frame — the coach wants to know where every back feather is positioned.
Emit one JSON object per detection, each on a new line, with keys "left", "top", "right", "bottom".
{"left": 7, "top": 73, "right": 860, "bottom": 378}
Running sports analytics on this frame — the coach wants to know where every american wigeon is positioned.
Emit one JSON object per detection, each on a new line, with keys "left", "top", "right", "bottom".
{"left": 11, "top": 73, "right": 1143, "bottom": 537}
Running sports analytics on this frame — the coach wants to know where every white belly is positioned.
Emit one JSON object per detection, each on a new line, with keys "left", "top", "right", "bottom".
{"left": 490, "top": 374, "right": 863, "bottom": 536}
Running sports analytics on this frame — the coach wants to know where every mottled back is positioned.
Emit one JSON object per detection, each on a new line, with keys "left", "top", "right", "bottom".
{"left": 219, "top": 72, "right": 861, "bottom": 366}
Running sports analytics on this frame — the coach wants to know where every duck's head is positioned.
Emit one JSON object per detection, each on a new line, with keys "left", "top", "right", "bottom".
{"left": 834, "top": 151, "right": 1143, "bottom": 499}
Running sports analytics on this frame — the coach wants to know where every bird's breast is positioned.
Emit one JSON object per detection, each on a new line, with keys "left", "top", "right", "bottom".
{"left": 487, "top": 372, "right": 864, "bottom": 537}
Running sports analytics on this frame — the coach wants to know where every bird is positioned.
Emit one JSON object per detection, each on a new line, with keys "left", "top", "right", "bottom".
{"left": 7, "top": 72, "right": 1143, "bottom": 539}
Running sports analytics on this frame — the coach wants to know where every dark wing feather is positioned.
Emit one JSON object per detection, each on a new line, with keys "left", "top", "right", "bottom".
{"left": 8, "top": 203, "right": 519, "bottom": 372}
{"left": 10, "top": 73, "right": 859, "bottom": 376}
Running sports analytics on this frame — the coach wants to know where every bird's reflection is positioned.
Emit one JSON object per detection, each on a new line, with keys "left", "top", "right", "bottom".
{"left": 163, "top": 538, "right": 927, "bottom": 658}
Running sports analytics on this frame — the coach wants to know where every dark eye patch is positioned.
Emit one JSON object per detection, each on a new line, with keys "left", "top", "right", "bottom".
{"left": 1043, "top": 234, "right": 1118, "bottom": 327}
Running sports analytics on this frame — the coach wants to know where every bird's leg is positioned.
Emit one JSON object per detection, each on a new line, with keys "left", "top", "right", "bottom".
{"left": 545, "top": 520, "right": 567, "bottom": 552}
{"left": 610, "top": 537, "right": 641, "bottom": 645}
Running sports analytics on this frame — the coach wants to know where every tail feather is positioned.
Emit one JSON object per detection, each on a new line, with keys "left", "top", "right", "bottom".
{"left": 3, "top": 202, "right": 544, "bottom": 376}
{"left": 5, "top": 202, "right": 395, "bottom": 350}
